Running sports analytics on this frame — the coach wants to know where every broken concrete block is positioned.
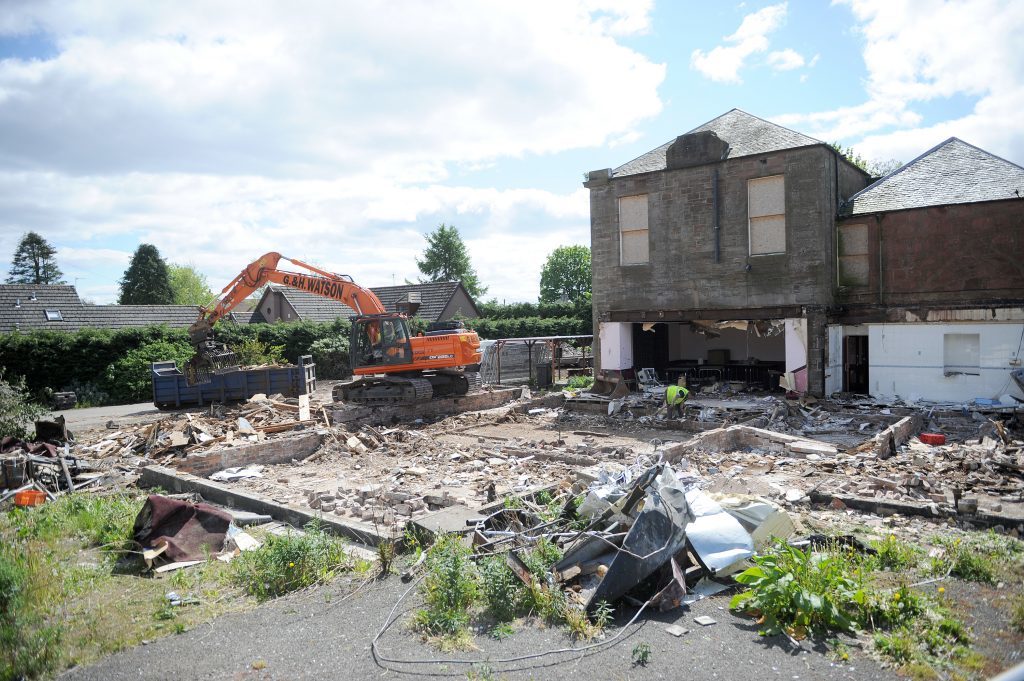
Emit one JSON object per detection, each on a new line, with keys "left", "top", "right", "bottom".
{"left": 665, "top": 624, "right": 690, "bottom": 637}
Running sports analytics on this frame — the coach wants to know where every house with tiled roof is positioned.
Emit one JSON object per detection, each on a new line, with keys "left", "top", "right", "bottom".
{"left": 0, "top": 284, "right": 202, "bottom": 334}
{"left": 248, "top": 281, "right": 479, "bottom": 325}
{"left": 585, "top": 109, "right": 1024, "bottom": 403}
{"left": 834, "top": 137, "right": 1024, "bottom": 401}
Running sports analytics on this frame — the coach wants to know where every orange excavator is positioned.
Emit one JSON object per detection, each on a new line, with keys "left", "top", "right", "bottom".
{"left": 185, "top": 252, "right": 482, "bottom": 405}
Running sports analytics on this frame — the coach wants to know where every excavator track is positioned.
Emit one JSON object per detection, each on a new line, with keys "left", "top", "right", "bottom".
{"left": 333, "top": 376, "right": 433, "bottom": 406}
{"left": 463, "top": 371, "right": 483, "bottom": 395}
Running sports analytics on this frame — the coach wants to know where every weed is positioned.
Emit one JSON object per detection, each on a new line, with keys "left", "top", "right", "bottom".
{"left": 467, "top": 663, "right": 496, "bottom": 680}
{"left": 559, "top": 603, "right": 595, "bottom": 641}
{"left": 0, "top": 546, "right": 63, "bottom": 681}
{"left": 173, "top": 622, "right": 186, "bottom": 635}
{"left": 631, "top": 642, "right": 652, "bottom": 667}
{"left": 479, "top": 555, "right": 523, "bottom": 623}
{"left": 874, "top": 629, "right": 917, "bottom": 665}
{"left": 251, "top": 659, "right": 268, "bottom": 670}
{"left": 870, "top": 534, "right": 922, "bottom": 571}
{"left": 861, "top": 584, "right": 926, "bottom": 630}
{"left": 377, "top": 538, "right": 396, "bottom": 575}
{"left": 489, "top": 622, "right": 515, "bottom": 641}
{"left": 415, "top": 535, "right": 478, "bottom": 638}
{"left": 592, "top": 600, "right": 614, "bottom": 629}
{"left": 730, "top": 539, "right": 864, "bottom": 637}
{"left": 828, "top": 638, "right": 851, "bottom": 663}
{"left": 566, "top": 375, "right": 594, "bottom": 390}
{"left": 231, "top": 520, "right": 356, "bottom": 601}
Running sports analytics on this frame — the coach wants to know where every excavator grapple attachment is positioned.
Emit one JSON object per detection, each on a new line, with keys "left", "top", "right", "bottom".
{"left": 185, "top": 341, "right": 239, "bottom": 386}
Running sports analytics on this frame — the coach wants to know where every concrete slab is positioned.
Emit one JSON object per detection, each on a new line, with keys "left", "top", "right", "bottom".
{"left": 411, "top": 504, "right": 482, "bottom": 538}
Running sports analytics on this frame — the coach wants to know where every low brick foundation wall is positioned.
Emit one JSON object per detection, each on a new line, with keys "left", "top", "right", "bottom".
{"left": 332, "top": 387, "right": 522, "bottom": 426}
{"left": 176, "top": 432, "right": 324, "bottom": 477}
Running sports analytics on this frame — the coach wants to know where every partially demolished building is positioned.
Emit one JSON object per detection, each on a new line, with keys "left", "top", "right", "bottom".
{"left": 585, "top": 109, "right": 1024, "bottom": 403}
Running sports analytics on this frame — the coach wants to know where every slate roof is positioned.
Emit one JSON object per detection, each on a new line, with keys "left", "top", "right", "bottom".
{"left": 268, "top": 281, "right": 472, "bottom": 323}
{"left": 842, "top": 137, "right": 1024, "bottom": 216}
{"left": 0, "top": 284, "right": 201, "bottom": 333}
{"left": 613, "top": 109, "right": 823, "bottom": 178}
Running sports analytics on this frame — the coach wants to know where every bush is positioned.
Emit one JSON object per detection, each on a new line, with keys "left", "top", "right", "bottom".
{"left": 230, "top": 337, "right": 286, "bottom": 366}
{"left": 309, "top": 336, "right": 350, "bottom": 379}
{"left": 0, "top": 369, "right": 47, "bottom": 440}
{"left": 103, "top": 340, "right": 195, "bottom": 403}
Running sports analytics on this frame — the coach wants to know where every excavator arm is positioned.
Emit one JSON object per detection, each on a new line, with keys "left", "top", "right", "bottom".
{"left": 185, "top": 252, "right": 387, "bottom": 384}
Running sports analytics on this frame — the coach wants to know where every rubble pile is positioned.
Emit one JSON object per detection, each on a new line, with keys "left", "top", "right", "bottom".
{"left": 75, "top": 393, "right": 325, "bottom": 465}
{"left": 229, "top": 407, "right": 654, "bottom": 528}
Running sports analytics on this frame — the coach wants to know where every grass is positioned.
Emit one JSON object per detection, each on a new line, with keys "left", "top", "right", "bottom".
{"left": 1011, "top": 595, "right": 1024, "bottom": 634}
{"left": 0, "top": 493, "right": 370, "bottom": 680}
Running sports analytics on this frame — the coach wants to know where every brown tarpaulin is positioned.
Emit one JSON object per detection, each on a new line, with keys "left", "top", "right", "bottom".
{"left": 132, "top": 494, "right": 232, "bottom": 563}
{"left": 0, "top": 436, "right": 57, "bottom": 458}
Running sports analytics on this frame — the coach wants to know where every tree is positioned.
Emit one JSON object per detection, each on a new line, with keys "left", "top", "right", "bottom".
{"left": 829, "top": 142, "right": 903, "bottom": 178}
{"left": 118, "top": 244, "right": 174, "bottom": 305}
{"left": 6, "top": 231, "right": 65, "bottom": 285}
{"left": 168, "top": 263, "right": 215, "bottom": 306}
{"left": 415, "top": 223, "right": 487, "bottom": 299}
{"left": 539, "top": 245, "right": 591, "bottom": 304}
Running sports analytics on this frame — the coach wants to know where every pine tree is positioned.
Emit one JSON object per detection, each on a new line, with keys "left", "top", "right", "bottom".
{"left": 415, "top": 224, "right": 487, "bottom": 299}
{"left": 118, "top": 244, "right": 174, "bottom": 305}
{"left": 6, "top": 231, "right": 65, "bottom": 285}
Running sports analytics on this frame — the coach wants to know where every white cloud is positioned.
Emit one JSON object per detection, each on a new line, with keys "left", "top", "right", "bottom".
{"left": 690, "top": 3, "right": 788, "bottom": 83}
{"left": 0, "top": 1, "right": 663, "bottom": 302}
{"left": 0, "top": 1, "right": 665, "bottom": 177}
{"left": 766, "top": 48, "right": 805, "bottom": 71}
{"left": 781, "top": 0, "right": 1024, "bottom": 162}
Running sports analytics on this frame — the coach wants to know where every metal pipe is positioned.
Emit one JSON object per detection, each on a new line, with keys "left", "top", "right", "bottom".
{"left": 713, "top": 168, "right": 720, "bottom": 263}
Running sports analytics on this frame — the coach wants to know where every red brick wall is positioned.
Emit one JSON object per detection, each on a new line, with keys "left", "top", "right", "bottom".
{"left": 839, "top": 199, "right": 1024, "bottom": 305}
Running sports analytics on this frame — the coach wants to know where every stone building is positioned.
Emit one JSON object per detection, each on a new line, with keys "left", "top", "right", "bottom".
{"left": 585, "top": 109, "right": 1024, "bottom": 402}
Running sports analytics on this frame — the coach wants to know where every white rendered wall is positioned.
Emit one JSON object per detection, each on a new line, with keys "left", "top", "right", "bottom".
{"left": 784, "top": 319, "right": 807, "bottom": 372}
{"left": 868, "top": 323, "right": 1024, "bottom": 402}
{"left": 825, "top": 325, "right": 843, "bottom": 395}
{"left": 599, "top": 322, "right": 633, "bottom": 370}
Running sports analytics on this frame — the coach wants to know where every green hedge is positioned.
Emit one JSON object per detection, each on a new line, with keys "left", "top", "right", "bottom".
{"left": 466, "top": 316, "right": 591, "bottom": 340}
{"left": 0, "top": 311, "right": 596, "bottom": 405}
{"left": 0, "top": 319, "right": 353, "bottom": 400}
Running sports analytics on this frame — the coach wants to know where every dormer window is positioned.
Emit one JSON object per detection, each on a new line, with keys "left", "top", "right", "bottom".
{"left": 14, "top": 298, "right": 21, "bottom": 308}
{"left": 44, "top": 309, "right": 63, "bottom": 321}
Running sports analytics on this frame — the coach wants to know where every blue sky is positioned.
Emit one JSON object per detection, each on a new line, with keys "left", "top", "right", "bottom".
{"left": 0, "top": 1, "right": 1021, "bottom": 304}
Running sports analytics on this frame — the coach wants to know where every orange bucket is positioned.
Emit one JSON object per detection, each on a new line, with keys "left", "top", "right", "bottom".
{"left": 14, "top": 489, "right": 46, "bottom": 507}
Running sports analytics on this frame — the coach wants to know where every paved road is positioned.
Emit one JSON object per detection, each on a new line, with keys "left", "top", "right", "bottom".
{"left": 62, "top": 576, "right": 895, "bottom": 681}
{"left": 55, "top": 402, "right": 163, "bottom": 431}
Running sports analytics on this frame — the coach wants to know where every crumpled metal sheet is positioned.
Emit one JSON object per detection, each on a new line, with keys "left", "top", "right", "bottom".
{"left": 683, "top": 489, "right": 754, "bottom": 575}
{"left": 583, "top": 465, "right": 693, "bottom": 608}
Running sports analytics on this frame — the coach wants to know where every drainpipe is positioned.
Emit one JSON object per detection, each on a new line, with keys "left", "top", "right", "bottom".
{"left": 713, "top": 169, "right": 720, "bottom": 263}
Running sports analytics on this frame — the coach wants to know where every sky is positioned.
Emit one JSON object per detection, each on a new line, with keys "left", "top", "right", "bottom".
{"left": 0, "top": 0, "right": 1021, "bottom": 305}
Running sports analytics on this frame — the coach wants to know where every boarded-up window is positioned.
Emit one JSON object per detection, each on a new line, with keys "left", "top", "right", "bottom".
{"left": 838, "top": 223, "right": 869, "bottom": 287}
{"left": 618, "top": 194, "right": 649, "bottom": 265}
{"left": 748, "top": 175, "right": 785, "bottom": 255}
{"left": 943, "top": 333, "right": 980, "bottom": 376}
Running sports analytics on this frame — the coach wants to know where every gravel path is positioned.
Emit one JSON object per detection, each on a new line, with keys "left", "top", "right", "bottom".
{"left": 61, "top": 575, "right": 897, "bottom": 681}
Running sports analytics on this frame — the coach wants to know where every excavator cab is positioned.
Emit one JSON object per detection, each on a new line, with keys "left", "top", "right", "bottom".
{"left": 350, "top": 314, "right": 413, "bottom": 370}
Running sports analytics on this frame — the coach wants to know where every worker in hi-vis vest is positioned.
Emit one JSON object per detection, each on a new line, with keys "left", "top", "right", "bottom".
{"left": 665, "top": 383, "right": 690, "bottom": 419}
